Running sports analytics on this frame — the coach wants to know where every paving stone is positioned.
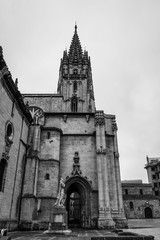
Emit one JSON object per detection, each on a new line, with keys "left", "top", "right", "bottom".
{"left": 7, "top": 220, "right": 160, "bottom": 240}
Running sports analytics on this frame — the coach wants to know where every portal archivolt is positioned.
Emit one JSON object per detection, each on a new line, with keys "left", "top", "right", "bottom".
{"left": 65, "top": 176, "right": 91, "bottom": 228}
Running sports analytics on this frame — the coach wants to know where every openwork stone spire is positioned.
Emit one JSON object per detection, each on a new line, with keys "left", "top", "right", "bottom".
{"left": 60, "top": 25, "right": 91, "bottom": 68}
{"left": 68, "top": 24, "right": 83, "bottom": 65}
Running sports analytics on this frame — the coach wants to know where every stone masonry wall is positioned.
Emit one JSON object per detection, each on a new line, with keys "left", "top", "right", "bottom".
{"left": 40, "top": 130, "right": 61, "bottom": 160}
{"left": 124, "top": 199, "right": 160, "bottom": 219}
{"left": 20, "top": 197, "right": 37, "bottom": 221}
{"left": 0, "top": 77, "right": 29, "bottom": 223}
{"left": 60, "top": 135, "right": 97, "bottom": 190}
{"left": 122, "top": 184, "right": 153, "bottom": 195}
{"left": 35, "top": 198, "right": 53, "bottom": 222}
{"left": 106, "top": 136, "right": 117, "bottom": 209}
{"left": 24, "top": 95, "right": 63, "bottom": 112}
{"left": 45, "top": 115, "right": 95, "bottom": 134}
{"left": 23, "top": 157, "right": 38, "bottom": 195}
{"left": 105, "top": 115, "right": 115, "bottom": 135}
{"left": 91, "top": 191, "right": 98, "bottom": 226}
{"left": 37, "top": 160, "right": 59, "bottom": 198}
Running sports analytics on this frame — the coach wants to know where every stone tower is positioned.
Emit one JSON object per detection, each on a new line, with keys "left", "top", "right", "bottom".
{"left": 57, "top": 24, "right": 95, "bottom": 113}
{"left": 20, "top": 25, "right": 127, "bottom": 229}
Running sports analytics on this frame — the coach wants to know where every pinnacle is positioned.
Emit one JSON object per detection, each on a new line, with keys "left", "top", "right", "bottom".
{"left": 62, "top": 50, "right": 68, "bottom": 64}
{"left": 68, "top": 25, "right": 83, "bottom": 65}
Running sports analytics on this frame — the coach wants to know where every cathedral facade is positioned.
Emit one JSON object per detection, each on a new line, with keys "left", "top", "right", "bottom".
{"left": 0, "top": 26, "right": 127, "bottom": 230}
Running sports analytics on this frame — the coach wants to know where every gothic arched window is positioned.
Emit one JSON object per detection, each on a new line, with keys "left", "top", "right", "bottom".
{"left": 71, "top": 97, "right": 78, "bottom": 112}
{"left": 73, "top": 81, "right": 77, "bottom": 91}
{"left": 129, "top": 201, "right": 134, "bottom": 210}
{"left": 6, "top": 122, "right": 14, "bottom": 141}
{"left": 0, "top": 159, "right": 7, "bottom": 192}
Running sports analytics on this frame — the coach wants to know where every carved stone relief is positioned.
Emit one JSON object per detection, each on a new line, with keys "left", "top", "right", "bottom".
{"left": 95, "top": 111, "right": 105, "bottom": 126}
{"left": 71, "top": 152, "right": 82, "bottom": 176}
{"left": 29, "top": 106, "right": 44, "bottom": 125}
{"left": 66, "top": 152, "right": 92, "bottom": 187}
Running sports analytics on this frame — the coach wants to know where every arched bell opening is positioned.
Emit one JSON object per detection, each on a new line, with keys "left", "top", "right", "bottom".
{"left": 71, "top": 96, "right": 78, "bottom": 112}
{"left": 65, "top": 176, "right": 91, "bottom": 228}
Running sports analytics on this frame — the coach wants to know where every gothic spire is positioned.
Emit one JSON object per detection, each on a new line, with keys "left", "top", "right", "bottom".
{"left": 68, "top": 24, "right": 83, "bottom": 65}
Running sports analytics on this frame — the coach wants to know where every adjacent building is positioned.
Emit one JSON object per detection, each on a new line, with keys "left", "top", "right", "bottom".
{"left": 122, "top": 180, "right": 160, "bottom": 219}
{"left": 122, "top": 156, "right": 160, "bottom": 219}
{"left": 145, "top": 156, "right": 160, "bottom": 196}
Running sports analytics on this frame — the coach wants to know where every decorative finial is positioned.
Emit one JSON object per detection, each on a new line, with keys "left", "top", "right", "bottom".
{"left": 15, "top": 78, "right": 18, "bottom": 88}
{"left": 75, "top": 22, "right": 77, "bottom": 32}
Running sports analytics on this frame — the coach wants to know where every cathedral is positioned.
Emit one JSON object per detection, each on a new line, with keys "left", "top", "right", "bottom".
{"left": 0, "top": 25, "right": 127, "bottom": 230}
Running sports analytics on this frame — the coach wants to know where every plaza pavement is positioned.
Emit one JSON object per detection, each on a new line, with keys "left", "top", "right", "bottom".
{"left": 6, "top": 219, "right": 160, "bottom": 240}
{"left": 123, "top": 219, "right": 160, "bottom": 240}
{"left": 6, "top": 230, "right": 117, "bottom": 240}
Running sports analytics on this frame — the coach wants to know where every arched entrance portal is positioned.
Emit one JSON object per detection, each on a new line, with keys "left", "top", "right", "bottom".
{"left": 145, "top": 207, "right": 153, "bottom": 219}
{"left": 65, "top": 176, "right": 91, "bottom": 228}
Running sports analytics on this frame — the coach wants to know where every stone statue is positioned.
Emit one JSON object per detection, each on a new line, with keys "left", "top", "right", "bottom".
{"left": 54, "top": 177, "right": 66, "bottom": 206}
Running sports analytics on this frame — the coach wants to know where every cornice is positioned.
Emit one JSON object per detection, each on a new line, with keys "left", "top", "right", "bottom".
{"left": 23, "top": 93, "right": 63, "bottom": 98}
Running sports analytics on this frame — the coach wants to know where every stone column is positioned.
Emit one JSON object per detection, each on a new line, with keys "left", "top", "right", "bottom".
{"left": 112, "top": 119, "right": 127, "bottom": 228}
{"left": 112, "top": 120, "right": 123, "bottom": 211}
{"left": 106, "top": 121, "right": 118, "bottom": 212}
{"left": 109, "top": 140, "right": 118, "bottom": 212}
{"left": 95, "top": 123, "right": 104, "bottom": 209}
{"left": 23, "top": 124, "right": 41, "bottom": 195}
{"left": 95, "top": 111, "right": 115, "bottom": 228}
{"left": 100, "top": 124, "right": 110, "bottom": 210}
{"left": 21, "top": 107, "right": 45, "bottom": 225}
{"left": 34, "top": 158, "right": 39, "bottom": 196}
{"left": 33, "top": 125, "right": 41, "bottom": 195}
{"left": 33, "top": 125, "right": 41, "bottom": 154}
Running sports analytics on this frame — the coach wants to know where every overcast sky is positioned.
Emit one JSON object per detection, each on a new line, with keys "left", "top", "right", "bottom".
{"left": 1, "top": 0, "right": 160, "bottom": 182}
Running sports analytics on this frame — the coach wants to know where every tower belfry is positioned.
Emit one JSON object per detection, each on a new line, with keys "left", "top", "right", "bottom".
{"left": 57, "top": 25, "right": 95, "bottom": 113}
